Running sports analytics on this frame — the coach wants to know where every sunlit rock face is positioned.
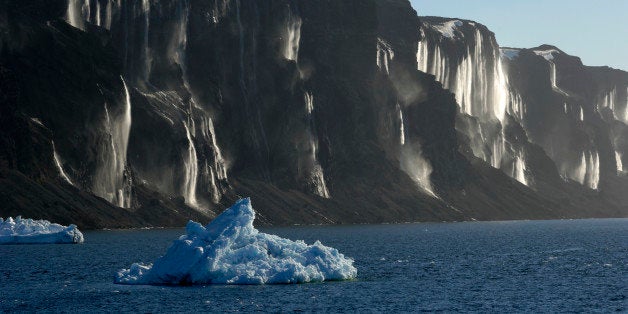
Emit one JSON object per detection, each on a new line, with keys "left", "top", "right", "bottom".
{"left": 0, "top": 0, "right": 626, "bottom": 227}
{"left": 417, "top": 17, "right": 530, "bottom": 186}
{"left": 502, "top": 45, "right": 628, "bottom": 191}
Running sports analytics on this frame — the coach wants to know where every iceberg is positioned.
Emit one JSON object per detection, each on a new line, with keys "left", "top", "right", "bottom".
{"left": 0, "top": 216, "right": 84, "bottom": 244}
{"left": 115, "top": 198, "right": 357, "bottom": 285}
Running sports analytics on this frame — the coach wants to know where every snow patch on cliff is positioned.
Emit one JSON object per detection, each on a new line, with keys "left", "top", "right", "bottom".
{"left": 431, "top": 20, "right": 463, "bottom": 39}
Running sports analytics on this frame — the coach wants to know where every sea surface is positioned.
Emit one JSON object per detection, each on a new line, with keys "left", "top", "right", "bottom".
{"left": 1, "top": 218, "right": 626, "bottom": 312}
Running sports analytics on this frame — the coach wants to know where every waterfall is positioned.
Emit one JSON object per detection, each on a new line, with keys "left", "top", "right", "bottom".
{"left": 93, "top": 76, "right": 132, "bottom": 208}
{"left": 397, "top": 104, "right": 405, "bottom": 146}
{"left": 511, "top": 151, "right": 528, "bottom": 186}
{"left": 182, "top": 121, "right": 199, "bottom": 207}
{"left": 547, "top": 61, "right": 569, "bottom": 96}
{"left": 200, "top": 116, "right": 228, "bottom": 203}
{"left": 579, "top": 106, "right": 584, "bottom": 121}
{"left": 585, "top": 151, "right": 600, "bottom": 190}
{"left": 283, "top": 11, "right": 302, "bottom": 61}
{"left": 417, "top": 21, "right": 527, "bottom": 184}
{"left": 533, "top": 49, "right": 570, "bottom": 97}
{"left": 303, "top": 92, "right": 330, "bottom": 198}
{"left": 615, "top": 151, "right": 624, "bottom": 175}
{"left": 400, "top": 143, "right": 437, "bottom": 198}
{"left": 52, "top": 141, "right": 74, "bottom": 186}
{"left": 378, "top": 37, "right": 436, "bottom": 195}
{"left": 200, "top": 116, "right": 228, "bottom": 181}
{"left": 572, "top": 151, "right": 587, "bottom": 185}
{"left": 104, "top": 0, "right": 113, "bottom": 29}
{"left": 165, "top": 0, "right": 227, "bottom": 204}
{"left": 65, "top": 0, "right": 118, "bottom": 30}
{"left": 597, "top": 88, "right": 625, "bottom": 122}
{"left": 376, "top": 38, "right": 395, "bottom": 74}
{"left": 95, "top": 1, "right": 101, "bottom": 27}
{"left": 417, "top": 27, "right": 509, "bottom": 123}
{"left": 142, "top": 0, "right": 152, "bottom": 83}
{"left": 563, "top": 150, "right": 599, "bottom": 189}
{"left": 66, "top": 0, "right": 87, "bottom": 30}
{"left": 507, "top": 92, "right": 525, "bottom": 123}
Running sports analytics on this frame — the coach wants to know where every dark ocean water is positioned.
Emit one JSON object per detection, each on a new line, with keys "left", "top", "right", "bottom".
{"left": 0, "top": 218, "right": 626, "bottom": 312}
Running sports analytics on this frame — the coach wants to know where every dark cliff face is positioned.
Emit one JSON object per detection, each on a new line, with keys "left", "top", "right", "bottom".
{"left": 415, "top": 17, "right": 628, "bottom": 218}
{"left": 0, "top": 0, "right": 625, "bottom": 228}
{"left": 501, "top": 45, "right": 628, "bottom": 213}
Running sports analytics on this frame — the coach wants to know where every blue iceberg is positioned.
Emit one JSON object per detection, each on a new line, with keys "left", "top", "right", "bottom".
{"left": 115, "top": 198, "right": 357, "bottom": 285}
{"left": 0, "top": 216, "right": 84, "bottom": 244}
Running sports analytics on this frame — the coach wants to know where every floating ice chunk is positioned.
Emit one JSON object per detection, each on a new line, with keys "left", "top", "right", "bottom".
{"left": 0, "top": 217, "right": 84, "bottom": 244}
{"left": 115, "top": 198, "right": 357, "bottom": 285}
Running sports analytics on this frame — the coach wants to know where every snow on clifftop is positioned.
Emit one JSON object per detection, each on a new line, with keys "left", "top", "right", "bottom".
{"left": 0, "top": 217, "right": 84, "bottom": 244}
{"left": 533, "top": 48, "right": 560, "bottom": 61}
{"left": 114, "top": 198, "right": 357, "bottom": 285}
{"left": 430, "top": 20, "right": 463, "bottom": 39}
{"left": 500, "top": 48, "right": 521, "bottom": 60}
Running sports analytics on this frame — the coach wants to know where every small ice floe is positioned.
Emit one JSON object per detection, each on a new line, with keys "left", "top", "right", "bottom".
{"left": 115, "top": 198, "right": 357, "bottom": 285}
{"left": 0, "top": 217, "right": 84, "bottom": 244}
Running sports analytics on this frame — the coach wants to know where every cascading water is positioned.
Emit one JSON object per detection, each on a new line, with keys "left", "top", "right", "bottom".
{"left": 562, "top": 150, "right": 599, "bottom": 190}
{"left": 52, "top": 141, "right": 74, "bottom": 186}
{"left": 382, "top": 37, "right": 437, "bottom": 195}
{"left": 182, "top": 120, "right": 199, "bottom": 207}
{"left": 65, "top": 0, "right": 118, "bottom": 30}
{"left": 533, "top": 49, "right": 569, "bottom": 97}
{"left": 597, "top": 87, "right": 626, "bottom": 122}
{"left": 93, "top": 76, "right": 132, "bottom": 208}
{"left": 283, "top": 11, "right": 302, "bottom": 61}
{"left": 397, "top": 103, "right": 405, "bottom": 146}
{"left": 142, "top": 0, "right": 152, "bottom": 83}
{"left": 418, "top": 20, "right": 527, "bottom": 185}
{"left": 507, "top": 91, "right": 525, "bottom": 123}
{"left": 199, "top": 116, "right": 228, "bottom": 203}
{"left": 164, "top": 0, "right": 228, "bottom": 206}
{"left": 66, "top": 0, "right": 87, "bottom": 30}
{"left": 303, "top": 92, "right": 330, "bottom": 199}
{"left": 506, "top": 147, "right": 528, "bottom": 186}
{"left": 585, "top": 151, "right": 600, "bottom": 190}
{"left": 210, "top": 0, "right": 230, "bottom": 24}
{"left": 615, "top": 151, "right": 624, "bottom": 175}
{"left": 377, "top": 38, "right": 395, "bottom": 74}
{"left": 400, "top": 143, "right": 437, "bottom": 198}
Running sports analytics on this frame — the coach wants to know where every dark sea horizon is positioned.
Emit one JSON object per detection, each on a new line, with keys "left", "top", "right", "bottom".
{"left": 1, "top": 218, "right": 626, "bottom": 312}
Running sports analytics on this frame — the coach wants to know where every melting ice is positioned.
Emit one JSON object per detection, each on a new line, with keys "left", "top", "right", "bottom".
{"left": 114, "top": 198, "right": 356, "bottom": 285}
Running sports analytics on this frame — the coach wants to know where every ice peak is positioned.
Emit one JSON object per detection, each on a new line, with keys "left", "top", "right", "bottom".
{"left": 195, "top": 197, "right": 256, "bottom": 241}
{"left": 115, "top": 198, "right": 357, "bottom": 285}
